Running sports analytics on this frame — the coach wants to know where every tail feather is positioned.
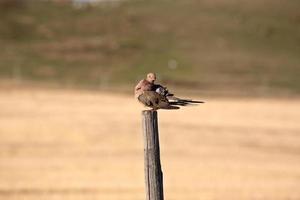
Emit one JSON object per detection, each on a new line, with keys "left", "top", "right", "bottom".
{"left": 178, "top": 99, "right": 205, "bottom": 104}
{"left": 169, "top": 101, "right": 192, "bottom": 106}
{"left": 169, "top": 96, "right": 204, "bottom": 102}
{"left": 168, "top": 96, "right": 205, "bottom": 107}
{"left": 164, "top": 105, "right": 180, "bottom": 109}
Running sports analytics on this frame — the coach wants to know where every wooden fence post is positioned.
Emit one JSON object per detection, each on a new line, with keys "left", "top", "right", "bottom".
{"left": 142, "top": 110, "right": 164, "bottom": 200}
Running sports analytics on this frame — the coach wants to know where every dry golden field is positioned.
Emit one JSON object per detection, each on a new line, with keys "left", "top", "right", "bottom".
{"left": 0, "top": 88, "right": 300, "bottom": 200}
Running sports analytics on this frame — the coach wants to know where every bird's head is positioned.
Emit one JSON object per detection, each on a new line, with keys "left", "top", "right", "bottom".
{"left": 146, "top": 72, "right": 156, "bottom": 84}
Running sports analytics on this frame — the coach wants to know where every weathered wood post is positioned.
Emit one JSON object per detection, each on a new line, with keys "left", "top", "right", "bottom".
{"left": 142, "top": 110, "right": 164, "bottom": 200}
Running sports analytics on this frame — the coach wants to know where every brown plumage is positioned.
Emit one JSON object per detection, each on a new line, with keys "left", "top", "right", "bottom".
{"left": 137, "top": 90, "right": 204, "bottom": 110}
{"left": 138, "top": 91, "right": 180, "bottom": 110}
{"left": 135, "top": 73, "right": 204, "bottom": 110}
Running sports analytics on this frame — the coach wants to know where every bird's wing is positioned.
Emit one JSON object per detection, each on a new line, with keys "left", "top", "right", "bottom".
{"left": 155, "top": 85, "right": 201, "bottom": 104}
{"left": 141, "top": 91, "right": 178, "bottom": 109}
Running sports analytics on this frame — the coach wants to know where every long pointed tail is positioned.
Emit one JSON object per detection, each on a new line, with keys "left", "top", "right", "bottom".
{"left": 169, "top": 97, "right": 205, "bottom": 106}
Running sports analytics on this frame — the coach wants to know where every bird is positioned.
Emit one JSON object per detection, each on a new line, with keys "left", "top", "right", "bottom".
{"left": 134, "top": 73, "right": 204, "bottom": 110}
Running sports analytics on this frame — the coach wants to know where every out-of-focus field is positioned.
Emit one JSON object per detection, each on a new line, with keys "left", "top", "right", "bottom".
{"left": 0, "top": 88, "right": 300, "bottom": 200}
{"left": 1, "top": 0, "right": 300, "bottom": 94}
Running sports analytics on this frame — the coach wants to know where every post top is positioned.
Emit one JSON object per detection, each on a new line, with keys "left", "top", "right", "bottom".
{"left": 142, "top": 110, "right": 158, "bottom": 116}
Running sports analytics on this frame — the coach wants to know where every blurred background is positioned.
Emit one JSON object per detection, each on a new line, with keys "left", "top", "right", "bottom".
{"left": 0, "top": 0, "right": 300, "bottom": 200}
{"left": 1, "top": 0, "right": 299, "bottom": 95}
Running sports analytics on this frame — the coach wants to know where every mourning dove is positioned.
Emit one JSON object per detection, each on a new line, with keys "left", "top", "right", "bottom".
{"left": 135, "top": 73, "right": 204, "bottom": 110}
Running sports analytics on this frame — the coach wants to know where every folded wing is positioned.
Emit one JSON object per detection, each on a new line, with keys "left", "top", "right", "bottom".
{"left": 155, "top": 85, "right": 205, "bottom": 107}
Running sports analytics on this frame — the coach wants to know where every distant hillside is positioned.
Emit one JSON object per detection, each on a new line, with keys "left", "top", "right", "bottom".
{"left": 0, "top": 0, "right": 299, "bottom": 96}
